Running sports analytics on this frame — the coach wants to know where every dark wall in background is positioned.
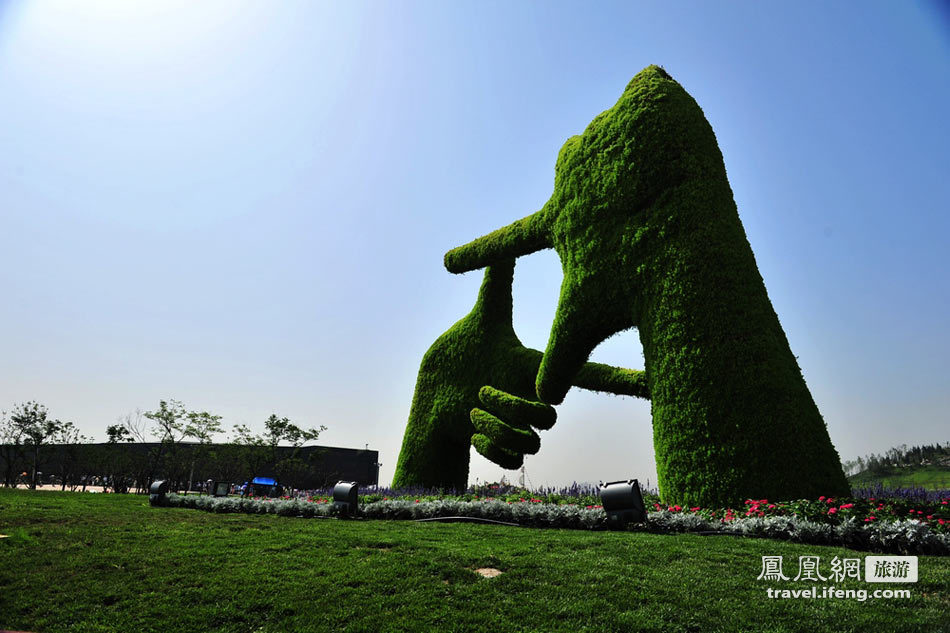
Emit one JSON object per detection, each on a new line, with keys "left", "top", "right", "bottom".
{"left": 0, "top": 442, "right": 380, "bottom": 490}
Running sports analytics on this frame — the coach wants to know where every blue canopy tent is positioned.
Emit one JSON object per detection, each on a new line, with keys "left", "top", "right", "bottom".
{"left": 242, "top": 476, "right": 283, "bottom": 498}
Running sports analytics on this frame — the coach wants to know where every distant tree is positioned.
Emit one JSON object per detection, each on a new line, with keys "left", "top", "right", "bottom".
{"left": 53, "top": 421, "right": 89, "bottom": 490}
{"left": 143, "top": 400, "right": 189, "bottom": 490}
{"left": 232, "top": 414, "right": 326, "bottom": 488}
{"left": 141, "top": 400, "right": 223, "bottom": 492}
{"left": 144, "top": 399, "right": 188, "bottom": 444}
{"left": 105, "top": 423, "right": 134, "bottom": 444}
{"left": 0, "top": 409, "right": 27, "bottom": 488}
{"left": 850, "top": 442, "right": 950, "bottom": 476}
{"left": 231, "top": 424, "right": 270, "bottom": 483}
{"left": 108, "top": 409, "right": 154, "bottom": 491}
{"left": 182, "top": 409, "right": 222, "bottom": 491}
{"left": 10, "top": 401, "right": 62, "bottom": 489}
{"left": 204, "top": 442, "right": 247, "bottom": 486}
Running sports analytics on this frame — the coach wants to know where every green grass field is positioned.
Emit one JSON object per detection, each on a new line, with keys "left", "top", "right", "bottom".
{"left": 848, "top": 465, "right": 950, "bottom": 490}
{"left": 1, "top": 489, "right": 947, "bottom": 633}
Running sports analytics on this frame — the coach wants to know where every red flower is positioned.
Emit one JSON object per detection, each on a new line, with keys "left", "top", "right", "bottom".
{"left": 818, "top": 496, "right": 826, "bottom": 501}
{"left": 827, "top": 508, "right": 838, "bottom": 514}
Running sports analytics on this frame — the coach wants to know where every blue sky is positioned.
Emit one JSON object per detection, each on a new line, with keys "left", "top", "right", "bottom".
{"left": 1, "top": 1, "right": 947, "bottom": 488}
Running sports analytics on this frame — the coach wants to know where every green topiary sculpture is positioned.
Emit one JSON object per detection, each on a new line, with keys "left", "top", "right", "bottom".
{"left": 443, "top": 65, "right": 850, "bottom": 507}
{"left": 392, "top": 259, "right": 648, "bottom": 491}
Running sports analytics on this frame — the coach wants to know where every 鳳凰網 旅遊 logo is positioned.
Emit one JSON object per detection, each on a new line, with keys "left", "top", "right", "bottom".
{"left": 756, "top": 555, "right": 917, "bottom": 601}
{"left": 757, "top": 555, "right": 917, "bottom": 583}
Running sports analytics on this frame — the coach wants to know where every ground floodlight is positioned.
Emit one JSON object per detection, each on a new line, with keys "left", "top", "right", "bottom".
{"left": 599, "top": 479, "right": 646, "bottom": 530}
{"left": 332, "top": 481, "right": 359, "bottom": 517}
{"left": 149, "top": 480, "right": 169, "bottom": 506}
{"left": 213, "top": 482, "right": 230, "bottom": 497}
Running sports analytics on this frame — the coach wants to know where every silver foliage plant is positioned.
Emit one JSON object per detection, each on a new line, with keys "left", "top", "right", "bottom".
{"left": 164, "top": 494, "right": 949, "bottom": 555}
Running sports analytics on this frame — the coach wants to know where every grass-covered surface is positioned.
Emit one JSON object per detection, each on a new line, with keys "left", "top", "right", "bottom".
{"left": 849, "top": 465, "right": 950, "bottom": 490}
{"left": 1, "top": 490, "right": 948, "bottom": 633}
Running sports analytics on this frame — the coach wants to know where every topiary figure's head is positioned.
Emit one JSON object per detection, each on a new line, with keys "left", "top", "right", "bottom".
{"left": 446, "top": 65, "right": 730, "bottom": 404}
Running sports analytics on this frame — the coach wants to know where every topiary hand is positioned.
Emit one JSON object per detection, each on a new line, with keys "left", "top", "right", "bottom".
{"left": 392, "top": 259, "right": 648, "bottom": 491}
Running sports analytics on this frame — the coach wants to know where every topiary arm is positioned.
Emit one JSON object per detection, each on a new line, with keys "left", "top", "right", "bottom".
{"left": 511, "top": 347, "right": 650, "bottom": 400}
{"left": 572, "top": 362, "right": 649, "bottom": 399}
{"left": 444, "top": 208, "right": 552, "bottom": 274}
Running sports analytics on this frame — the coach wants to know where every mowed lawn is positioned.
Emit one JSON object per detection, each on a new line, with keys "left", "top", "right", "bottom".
{"left": 1, "top": 490, "right": 947, "bottom": 633}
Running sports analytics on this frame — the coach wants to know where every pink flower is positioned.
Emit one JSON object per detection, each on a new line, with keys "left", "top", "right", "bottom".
{"left": 818, "top": 496, "right": 826, "bottom": 501}
{"left": 840, "top": 503, "right": 853, "bottom": 509}
{"left": 827, "top": 508, "right": 838, "bottom": 514}
{"left": 690, "top": 507, "right": 700, "bottom": 512}
{"left": 768, "top": 504, "right": 776, "bottom": 509}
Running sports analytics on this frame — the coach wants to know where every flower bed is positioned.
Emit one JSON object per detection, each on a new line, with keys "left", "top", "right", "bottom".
{"left": 163, "top": 489, "right": 950, "bottom": 555}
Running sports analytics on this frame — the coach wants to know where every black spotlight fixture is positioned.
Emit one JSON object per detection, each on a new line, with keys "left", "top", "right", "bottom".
{"left": 599, "top": 479, "right": 646, "bottom": 530}
{"left": 332, "top": 481, "right": 359, "bottom": 517}
{"left": 149, "top": 480, "right": 169, "bottom": 507}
